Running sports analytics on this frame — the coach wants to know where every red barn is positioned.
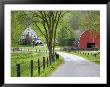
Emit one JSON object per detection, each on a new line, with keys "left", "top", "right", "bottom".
{"left": 78, "top": 29, "right": 100, "bottom": 49}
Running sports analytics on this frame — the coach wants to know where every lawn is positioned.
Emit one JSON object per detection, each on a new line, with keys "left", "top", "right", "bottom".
{"left": 11, "top": 51, "right": 64, "bottom": 77}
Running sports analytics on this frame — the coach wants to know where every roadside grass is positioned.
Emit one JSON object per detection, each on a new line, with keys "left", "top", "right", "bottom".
{"left": 72, "top": 51, "right": 100, "bottom": 64}
{"left": 60, "top": 50, "right": 100, "bottom": 64}
{"left": 11, "top": 51, "right": 64, "bottom": 77}
{"left": 40, "top": 56, "right": 64, "bottom": 77}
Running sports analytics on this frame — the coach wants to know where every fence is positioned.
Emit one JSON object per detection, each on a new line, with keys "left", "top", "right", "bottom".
{"left": 62, "top": 47, "right": 99, "bottom": 51}
{"left": 15, "top": 53, "right": 59, "bottom": 77}
{"left": 12, "top": 47, "right": 49, "bottom": 53}
{"left": 73, "top": 50, "right": 100, "bottom": 57}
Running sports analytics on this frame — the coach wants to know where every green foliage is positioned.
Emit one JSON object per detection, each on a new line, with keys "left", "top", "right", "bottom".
{"left": 57, "top": 27, "right": 75, "bottom": 46}
{"left": 70, "top": 11, "right": 100, "bottom": 31}
{"left": 11, "top": 11, "right": 45, "bottom": 47}
{"left": 11, "top": 11, "right": 100, "bottom": 47}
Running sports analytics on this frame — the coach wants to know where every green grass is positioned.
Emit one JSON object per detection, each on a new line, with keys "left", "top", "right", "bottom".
{"left": 40, "top": 56, "right": 64, "bottom": 77}
{"left": 11, "top": 51, "right": 64, "bottom": 77}
{"left": 61, "top": 50, "right": 100, "bottom": 64}
{"left": 71, "top": 51, "right": 100, "bottom": 64}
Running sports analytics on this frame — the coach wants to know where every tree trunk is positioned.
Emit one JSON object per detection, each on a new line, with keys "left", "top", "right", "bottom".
{"left": 52, "top": 38, "right": 55, "bottom": 56}
{"left": 48, "top": 41, "right": 53, "bottom": 63}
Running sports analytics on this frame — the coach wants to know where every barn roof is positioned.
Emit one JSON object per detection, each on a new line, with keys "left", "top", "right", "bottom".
{"left": 80, "top": 29, "right": 98, "bottom": 36}
{"left": 78, "top": 29, "right": 99, "bottom": 41}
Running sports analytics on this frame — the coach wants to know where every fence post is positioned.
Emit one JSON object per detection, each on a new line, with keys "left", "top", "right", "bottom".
{"left": 43, "top": 57, "right": 45, "bottom": 70}
{"left": 47, "top": 57, "right": 48, "bottom": 67}
{"left": 16, "top": 64, "right": 20, "bottom": 77}
{"left": 93, "top": 54, "right": 96, "bottom": 57}
{"left": 30, "top": 60, "right": 33, "bottom": 77}
{"left": 38, "top": 58, "right": 40, "bottom": 76}
{"left": 56, "top": 53, "right": 59, "bottom": 60}
{"left": 88, "top": 53, "right": 89, "bottom": 55}
{"left": 36, "top": 49, "right": 37, "bottom": 52}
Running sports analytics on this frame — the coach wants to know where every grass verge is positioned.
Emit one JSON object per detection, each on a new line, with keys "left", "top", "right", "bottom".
{"left": 61, "top": 50, "right": 100, "bottom": 64}
{"left": 73, "top": 51, "right": 100, "bottom": 64}
{"left": 40, "top": 56, "right": 64, "bottom": 77}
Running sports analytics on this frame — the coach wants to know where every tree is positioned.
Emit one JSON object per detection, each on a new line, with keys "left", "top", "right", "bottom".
{"left": 11, "top": 11, "right": 66, "bottom": 60}
{"left": 57, "top": 26, "right": 75, "bottom": 47}
{"left": 66, "top": 11, "right": 100, "bottom": 31}
{"left": 30, "top": 11, "right": 66, "bottom": 61}
{"left": 78, "top": 11, "right": 100, "bottom": 31}
{"left": 11, "top": 11, "right": 32, "bottom": 46}
{"left": 57, "top": 27, "right": 68, "bottom": 46}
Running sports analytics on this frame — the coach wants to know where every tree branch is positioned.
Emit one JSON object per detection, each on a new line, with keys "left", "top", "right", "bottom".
{"left": 34, "top": 22, "right": 46, "bottom": 38}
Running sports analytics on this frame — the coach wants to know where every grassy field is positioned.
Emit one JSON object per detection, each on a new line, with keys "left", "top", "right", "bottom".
{"left": 11, "top": 51, "right": 64, "bottom": 77}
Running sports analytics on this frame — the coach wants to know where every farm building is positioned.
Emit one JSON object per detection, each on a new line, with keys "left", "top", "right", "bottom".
{"left": 19, "top": 27, "right": 42, "bottom": 45}
{"left": 78, "top": 29, "right": 100, "bottom": 49}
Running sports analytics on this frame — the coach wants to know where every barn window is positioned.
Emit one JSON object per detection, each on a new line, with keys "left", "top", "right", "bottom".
{"left": 87, "top": 43, "right": 95, "bottom": 48}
